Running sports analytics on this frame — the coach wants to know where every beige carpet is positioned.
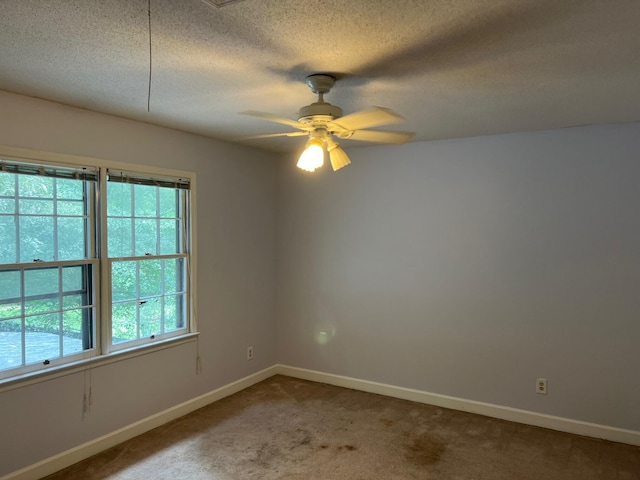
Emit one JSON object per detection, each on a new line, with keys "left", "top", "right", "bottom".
{"left": 45, "top": 375, "right": 640, "bottom": 479}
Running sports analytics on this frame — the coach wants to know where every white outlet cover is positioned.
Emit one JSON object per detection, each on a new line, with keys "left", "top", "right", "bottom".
{"left": 536, "top": 378, "right": 547, "bottom": 394}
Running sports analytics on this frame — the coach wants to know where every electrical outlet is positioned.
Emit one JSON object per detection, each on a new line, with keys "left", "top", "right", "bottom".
{"left": 247, "top": 346, "right": 254, "bottom": 361}
{"left": 536, "top": 378, "right": 547, "bottom": 395}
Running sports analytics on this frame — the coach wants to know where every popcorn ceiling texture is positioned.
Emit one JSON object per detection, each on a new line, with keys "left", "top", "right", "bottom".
{"left": 1, "top": 0, "right": 640, "bottom": 152}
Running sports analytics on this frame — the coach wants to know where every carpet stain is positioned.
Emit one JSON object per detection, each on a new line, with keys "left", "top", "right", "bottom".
{"left": 294, "top": 429, "right": 312, "bottom": 447}
{"left": 380, "top": 418, "right": 394, "bottom": 427}
{"left": 405, "top": 434, "right": 445, "bottom": 465}
{"left": 255, "top": 442, "right": 280, "bottom": 467}
{"left": 337, "top": 445, "right": 358, "bottom": 452}
{"left": 317, "top": 444, "right": 357, "bottom": 452}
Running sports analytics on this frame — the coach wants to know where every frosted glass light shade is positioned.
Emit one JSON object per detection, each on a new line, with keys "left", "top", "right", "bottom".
{"left": 297, "top": 138, "right": 324, "bottom": 172}
{"left": 328, "top": 144, "right": 351, "bottom": 171}
{"left": 326, "top": 139, "right": 351, "bottom": 171}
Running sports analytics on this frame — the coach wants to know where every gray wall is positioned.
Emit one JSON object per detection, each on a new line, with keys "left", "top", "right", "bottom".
{"left": 0, "top": 91, "right": 279, "bottom": 476}
{"left": 277, "top": 123, "right": 640, "bottom": 432}
{"left": 2, "top": 88, "right": 639, "bottom": 475}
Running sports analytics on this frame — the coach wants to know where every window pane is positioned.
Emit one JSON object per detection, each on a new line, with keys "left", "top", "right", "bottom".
{"left": 24, "top": 297, "right": 58, "bottom": 316}
{"left": 159, "top": 188, "right": 178, "bottom": 218}
{"left": 57, "top": 217, "right": 86, "bottom": 260}
{"left": 57, "top": 200, "right": 84, "bottom": 216}
{"left": 0, "top": 198, "right": 15, "bottom": 214}
{"left": 107, "top": 182, "right": 132, "bottom": 217}
{"left": 0, "top": 216, "right": 17, "bottom": 264}
{"left": 19, "top": 176, "right": 53, "bottom": 199}
{"left": 0, "top": 301, "right": 21, "bottom": 321}
{"left": 0, "top": 269, "right": 21, "bottom": 301}
{"left": 134, "top": 219, "right": 157, "bottom": 256}
{"left": 107, "top": 217, "right": 133, "bottom": 257}
{"left": 19, "top": 216, "right": 54, "bottom": 262}
{"left": 63, "top": 294, "right": 84, "bottom": 309}
{"left": 111, "top": 261, "right": 137, "bottom": 301}
{"left": 140, "top": 297, "right": 161, "bottom": 337}
{"left": 139, "top": 260, "right": 161, "bottom": 297}
{"left": 25, "top": 313, "right": 60, "bottom": 364}
{"left": 112, "top": 301, "right": 137, "bottom": 344}
{"left": 164, "top": 295, "right": 182, "bottom": 332}
{"left": 56, "top": 179, "right": 83, "bottom": 200}
{"left": 62, "top": 310, "right": 85, "bottom": 355}
{"left": 0, "top": 171, "right": 15, "bottom": 196}
{"left": 62, "top": 265, "right": 86, "bottom": 292}
{"left": 0, "top": 269, "right": 21, "bottom": 321}
{"left": 20, "top": 199, "right": 53, "bottom": 215}
{"left": 164, "top": 258, "right": 185, "bottom": 294}
{"left": 134, "top": 184, "right": 157, "bottom": 217}
{"left": 159, "top": 220, "right": 179, "bottom": 254}
{"left": 24, "top": 267, "right": 59, "bottom": 296}
{"left": 0, "top": 319, "right": 22, "bottom": 371}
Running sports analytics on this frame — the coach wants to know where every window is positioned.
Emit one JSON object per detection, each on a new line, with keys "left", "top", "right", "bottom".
{"left": 106, "top": 171, "right": 189, "bottom": 349}
{"left": 0, "top": 159, "right": 193, "bottom": 381}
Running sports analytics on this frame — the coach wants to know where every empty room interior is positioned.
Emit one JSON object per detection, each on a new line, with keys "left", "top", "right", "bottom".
{"left": 1, "top": 1, "right": 639, "bottom": 479}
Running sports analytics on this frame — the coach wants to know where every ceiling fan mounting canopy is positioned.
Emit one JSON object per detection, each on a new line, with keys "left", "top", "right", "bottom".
{"left": 304, "top": 74, "right": 336, "bottom": 95}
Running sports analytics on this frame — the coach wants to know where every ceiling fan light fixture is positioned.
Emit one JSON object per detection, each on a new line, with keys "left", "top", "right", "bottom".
{"left": 241, "top": 73, "right": 414, "bottom": 173}
{"left": 327, "top": 140, "right": 351, "bottom": 171}
{"left": 297, "top": 138, "right": 325, "bottom": 172}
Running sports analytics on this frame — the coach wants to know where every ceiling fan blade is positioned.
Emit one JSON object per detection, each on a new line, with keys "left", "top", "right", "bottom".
{"left": 242, "top": 131, "right": 308, "bottom": 140}
{"left": 331, "top": 107, "right": 404, "bottom": 131}
{"left": 240, "top": 110, "right": 307, "bottom": 130}
{"left": 342, "top": 129, "right": 414, "bottom": 144}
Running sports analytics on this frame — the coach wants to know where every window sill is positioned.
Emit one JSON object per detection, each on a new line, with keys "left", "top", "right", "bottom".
{"left": 0, "top": 332, "right": 200, "bottom": 393}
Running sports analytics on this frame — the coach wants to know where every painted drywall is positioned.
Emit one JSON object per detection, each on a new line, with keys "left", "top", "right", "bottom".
{"left": 277, "top": 122, "right": 640, "bottom": 432}
{"left": 0, "top": 91, "right": 279, "bottom": 476}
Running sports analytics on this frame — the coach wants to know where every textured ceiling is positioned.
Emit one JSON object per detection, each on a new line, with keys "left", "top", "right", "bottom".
{"left": 1, "top": 0, "right": 640, "bottom": 153}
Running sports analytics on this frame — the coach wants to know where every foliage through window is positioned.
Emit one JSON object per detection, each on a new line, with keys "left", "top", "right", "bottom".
{"left": 107, "top": 172, "right": 189, "bottom": 347}
{"left": 0, "top": 160, "right": 193, "bottom": 380}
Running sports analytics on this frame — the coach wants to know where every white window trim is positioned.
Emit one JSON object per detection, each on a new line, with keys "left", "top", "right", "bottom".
{"left": 0, "top": 145, "right": 198, "bottom": 387}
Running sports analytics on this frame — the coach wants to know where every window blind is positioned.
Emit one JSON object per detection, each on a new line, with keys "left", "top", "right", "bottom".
{"left": 106, "top": 169, "right": 190, "bottom": 190}
{"left": 1, "top": 160, "right": 98, "bottom": 182}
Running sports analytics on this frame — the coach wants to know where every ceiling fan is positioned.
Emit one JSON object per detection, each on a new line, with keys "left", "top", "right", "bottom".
{"left": 241, "top": 74, "right": 414, "bottom": 172}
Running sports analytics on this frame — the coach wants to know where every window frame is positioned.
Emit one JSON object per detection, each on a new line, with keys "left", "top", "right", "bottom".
{"left": 0, "top": 148, "right": 197, "bottom": 385}
{"left": 102, "top": 168, "right": 192, "bottom": 352}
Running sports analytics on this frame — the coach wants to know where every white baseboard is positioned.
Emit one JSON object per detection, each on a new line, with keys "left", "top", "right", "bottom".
{"left": 275, "top": 364, "right": 640, "bottom": 447}
{"left": 5, "top": 363, "right": 639, "bottom": 479}
{"left": 2, "top": 365, "right": 278, "bottom": 480}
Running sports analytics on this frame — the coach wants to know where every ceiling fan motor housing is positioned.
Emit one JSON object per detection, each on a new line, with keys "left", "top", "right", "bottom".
{"left": 298, "top": 102, "right": 343, "bottom": 123}
{"left": 299, "top": 74, "right": 343, "bottom": 123}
